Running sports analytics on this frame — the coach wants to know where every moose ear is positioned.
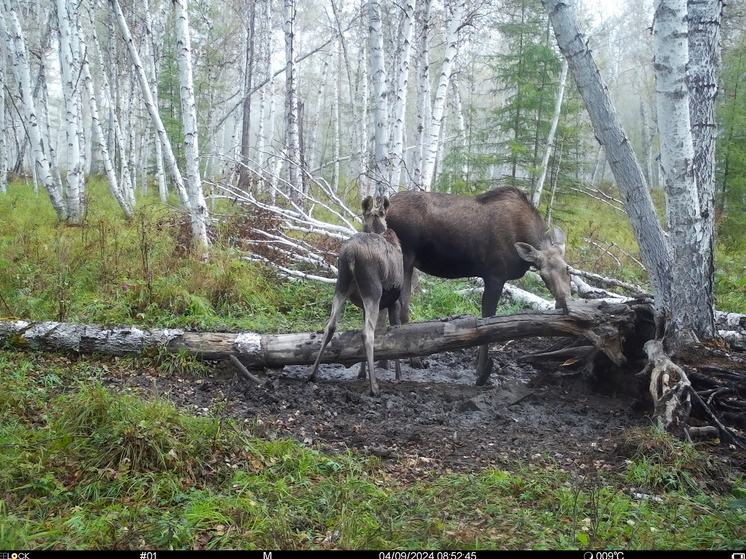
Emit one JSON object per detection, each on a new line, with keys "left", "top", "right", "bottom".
{"left": 515, "top": 242, "right": 540, "bottom": 264}
{"left": 362, "top": 196, "right": 374, "bottom": 212}
{"left": 551, "top": 225, "right": 566, "bottom": 252}
{"left": 382, "top": 196, "right": 390, "bottom": 211}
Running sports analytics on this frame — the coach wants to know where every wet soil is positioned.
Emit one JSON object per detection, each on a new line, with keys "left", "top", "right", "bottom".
{"left": 102, "top": 336, "right": 746, "bottom": 479}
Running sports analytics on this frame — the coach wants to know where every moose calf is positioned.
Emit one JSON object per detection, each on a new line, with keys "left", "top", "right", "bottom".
{"left": 308, "top": 196, "right": 403, "bottom": 397}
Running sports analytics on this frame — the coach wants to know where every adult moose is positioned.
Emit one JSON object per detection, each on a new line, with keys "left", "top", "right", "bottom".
{"left": 308, "top": 196, "right": 403, "bottom": 397}
{"left": 386, "top": 186, "right": 572, "bottom": 385}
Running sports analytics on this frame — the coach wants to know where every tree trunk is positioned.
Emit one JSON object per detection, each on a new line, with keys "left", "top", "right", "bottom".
{"left": 368, "top": 0, "right": 390, "bottom": 199}
{"left": 238, "top": 1, "right": 256, "bottom": 191}
{"left": 143, "top": 0, "right": 168, "bottom": 202}
{"left": 0, "top": 300, "right": 641, "bottom": 367}
{"left": 0, "top": 1, "right": 67, "bottom": 221}
{"left": 79, "top": 1, "right": 133, "bottom": 218}
{"left": 0, "top": 36, "right": 6, "bottom": 194}
{"left": 419, "top": 0, "right": 464, "bottom": 191}
{"left": 173, "top": 0, "right": 210, "bottom": 254}
{"left": 411, "top": 0, "right": 432, "bottom": 189}
{"left": 543, "top": 0, "right": 672, "bottom": 318}
{"left": 686, "top": 0, "right": 723, "bottom": 340}
{"left": 57, "top": 0, "right": 85, "bottom": 223}
{"left": 109, "top": 1, "right": 197, "bottom": 229}
{"left": 654, "top": 0, "right": 715, "bottom": 350}
{"left": 283, "top": 0, "right": 301, "bottom": 198}
{"left": 389, "top": 0, "right": 416, "bottom": 192}
{"left": 532, "top": 58, "right": 568, "bottom": 208}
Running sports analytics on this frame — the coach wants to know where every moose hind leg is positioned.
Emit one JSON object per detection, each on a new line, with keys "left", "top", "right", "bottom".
{"left": 361, "top": 300, "right": 381, "bottom": 397}
{"left": 308, "top": 291, "right": 346, "bottom": 382}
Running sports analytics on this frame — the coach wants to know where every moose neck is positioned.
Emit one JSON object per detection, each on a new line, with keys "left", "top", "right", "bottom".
{"left": 365, "top": 218, "right": 387, "bottom": 234}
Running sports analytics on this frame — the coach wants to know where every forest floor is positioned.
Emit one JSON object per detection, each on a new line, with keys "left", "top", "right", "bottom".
{"left": 103, "top": 336, "right": 746, "bottom": 483}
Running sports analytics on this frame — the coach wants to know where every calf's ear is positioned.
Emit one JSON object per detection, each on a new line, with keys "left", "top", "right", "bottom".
{"left": 362, "top": 196, "right": 374, "bottom": 213}
{"left": 382, "top": 196, "right": 390, "bottom": 211}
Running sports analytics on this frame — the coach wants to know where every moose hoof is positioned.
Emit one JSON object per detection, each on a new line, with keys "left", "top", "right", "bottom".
{"left": 409, "top": 356, "right": 427, "bottom": 369}
{"left": 475, "top": 357, "right": 493, "bottom": 386}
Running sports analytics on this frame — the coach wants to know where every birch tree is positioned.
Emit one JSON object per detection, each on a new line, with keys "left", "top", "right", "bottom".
{"left": 57, "top": 0, "right": 85, "bottom": 223}
{"left": 654, "top": 0, "right": 719, "bottom": 348}
{"left": 78, "top": 0, "right": 133, "bottom": 217}
{"left": 542, "top": 0, "right": 672, "bottom": 314}
{"left": 0, "top": 1, "right": 67, "bottom": 220}
{"left": 368, "top": 0, "right": 389, "bottom": 199}
{"left": 389, "top": 0, "right": 416, "bottom": 191}
{"left": 173, "top": 0, "right": 210, "bottom": 252}
{"left": 411, "top": 0, "right": 432, "bottom": 189}
{"left": 532, "top": 58, "right": 568, "bottom": 208}
{"left": 110, "top": 0, "right": 212, "bottom": 251}
{"left": 283, "top": 0, "right": 301, "bottom": 197}
{"left": 543, "top": 0, "right": 721, "bottom": 353}
{"left": 0, "top": 38, "right": 6, "bottom": 195}
{"left": 686, "top": 0, "right": 723, "bottom": 340}
{"left": 419, "top": 0, "right": 465, "bottom": 191}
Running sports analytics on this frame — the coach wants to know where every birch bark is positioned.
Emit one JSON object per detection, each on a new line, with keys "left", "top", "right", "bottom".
{"left": 143, "top": 0, "right": 168, "bottom": 202}
{"left": 542, "top": 0, "right": 672, "bottom": 314}
{"left": 419, "top": 0, "right": 464, "bottom": 192}
{"left": 412, "top": 0, "right": 432, "bottom": 189}
{"left": 532, "top": 58, "right": 568, "bottom": 208}
{"left": 389, "top": 0, "right": 416, "bottom": 191}
{"left": 368, "top": 0, "right": 389, "bottom": 199}
{"left": 78, "top": 0, "right": 132, "bottom": 217}
{"left": 57, "top": 0, "right": 84, "bottom": 223}
{"left": 173, "top": 0, "right": 210, "bottom": 252}
{"left": 283, "top": 0, "right": 301, "bottom": 197}
{"left": 0, "top": 39, "right": 5, "bottom": 194}
{"left": 0, "top": 2, "right": 67, "bottom": 220}
{"left": 685, "top": 0, "right": 723, "bottom": 340}
{"left": 109, "top": 1, "right": 191, "bottom": 214}
{"left": 654, "top": 0, "right": 715, "bottom": 348}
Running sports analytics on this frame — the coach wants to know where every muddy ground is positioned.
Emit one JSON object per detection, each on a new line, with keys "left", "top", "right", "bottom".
{"left": 105, "top": 336, "right": 746, "bottom": 479}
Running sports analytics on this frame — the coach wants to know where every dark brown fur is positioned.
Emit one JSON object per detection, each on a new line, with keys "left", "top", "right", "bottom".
{"left": 386, "top": 186, "right": 571, "bottom": 384}
{"left": 308, "top": 197, "right": 404, "bottom": 396}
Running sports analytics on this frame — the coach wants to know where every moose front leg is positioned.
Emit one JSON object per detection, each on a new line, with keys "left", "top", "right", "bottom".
{"left": 476, "top": 277, "right": 505, "bottom": 386}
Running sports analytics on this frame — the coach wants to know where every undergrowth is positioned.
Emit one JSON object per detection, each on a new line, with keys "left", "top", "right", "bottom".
{"left": 1, "top": 179, "right": 745, "bottom": 549}
{"left": 0, "top": 351, "right": 743, "bottom": 550}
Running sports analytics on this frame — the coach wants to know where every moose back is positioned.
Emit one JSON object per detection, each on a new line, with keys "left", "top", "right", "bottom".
{"left": 386, "top": 186, "right": 571, "bottom": 385}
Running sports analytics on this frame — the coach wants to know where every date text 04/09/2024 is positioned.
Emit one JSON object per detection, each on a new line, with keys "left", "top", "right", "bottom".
{"left": 379, "top": 553, "right": 478, "bottom": 559}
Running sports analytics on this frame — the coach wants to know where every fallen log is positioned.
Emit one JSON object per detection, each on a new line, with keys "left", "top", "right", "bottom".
{"left": 0, "top": 299, "right": 642, "bottom": 367}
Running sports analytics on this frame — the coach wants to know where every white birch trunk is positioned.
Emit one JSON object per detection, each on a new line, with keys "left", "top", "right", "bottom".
{"left": 532, "top": 58, "right": 568, "bottom": 208}
{"left": 412, "top": 0, "right": 432, "bottom": 190}
{"left": 686, "top": 0, "right": 723, "bottom": 340}
{"left": 357, "top": 12, "right": 370, "bottom": 198}
{"left": 109, "top": 1, "right": 191, "bottom": 214}
{"left": 653, "top": 0, "right": 711, "bottom": 349}
{"left": 419, "top": 0, "right": 464, "bottom": 192}
{"left": 0, "top": 38, "right": 6, "bottom": 194}
{"left": 0, "top": 2, "right": 67, "bottom": 220}
{"left": 368, "top": 0, "right": 389, "bottom": 199}
{"left": 543, "top": 0, "right": 672, "bottom": 315}
{"left": 57, "top": 0, "right": 84, "bottom": 223}
{"left": 283, "top": 0, "right": 301, "bottom": 197}
{"left": 451, "top": 79, "right": 468, "bottom": 184}
{"left": 388, "top": 0, "right": 416, "bottom": 191}
{"left": 78, "top": 1, "right": 132, "bottom": 217}
{"left": 143, "top": 0, "right": 168, "bottom": 202}
{"left": 173, "top": 0, "right": 210, "bottom": 252}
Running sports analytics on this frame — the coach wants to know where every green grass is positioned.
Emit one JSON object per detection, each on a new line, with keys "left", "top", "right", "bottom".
{"left": 0, "top": 350, "right": 743, "bottom": 549}
{"left": 2, "top": 332, "right": 742, "bottom": 550}
{"left": 1, "top": 178, "right": 745, "bottom": 549}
